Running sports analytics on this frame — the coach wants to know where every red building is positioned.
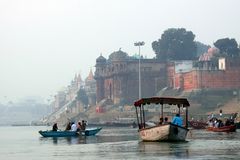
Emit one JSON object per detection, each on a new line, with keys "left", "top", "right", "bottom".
{"left": 94, "top": 48, "right": 240, "bottom": 105}
{"left": 169, "top": 57, "right": 240, "bottom": 91}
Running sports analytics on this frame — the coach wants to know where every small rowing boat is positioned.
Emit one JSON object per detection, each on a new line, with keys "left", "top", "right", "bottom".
{"left": 39, "top": 127, "right": 102, "bottom": 137}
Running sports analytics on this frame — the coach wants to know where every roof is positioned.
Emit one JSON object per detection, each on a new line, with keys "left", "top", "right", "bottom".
{"left": 134, "top": 97, "right": 190, "bottom": 107}
{"left": 96, "top": 54, "right": 107, "bottom": 63}
{"left": 108, "top": 49, "right": 128, "bottom": 61}
{"left": 85, "top": 69, "right": 94, "bottom": 81}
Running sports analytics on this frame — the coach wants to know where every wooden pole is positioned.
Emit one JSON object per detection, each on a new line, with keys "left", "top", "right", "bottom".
{"left": 142, "top": 105, "right": 145, "bottom": 128}
{"left": 185, "top": 107, "right": 188, "bottom": 128}
{"left": 161, "top": 104, "right": 164, "bottom": 119}
{"left": 135, "top": 107, "right": 140, "bottom": 129}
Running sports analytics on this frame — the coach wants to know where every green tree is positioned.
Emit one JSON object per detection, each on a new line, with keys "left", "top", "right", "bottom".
{"left": 213, "top": 38, "right": 240, "bottom": 57}
{"left": 196, "top": 41, "right": 210, "bottom": 56}
{"left": 152, "top": 28, "right": 197, "bottom": 61}
{"left": 76, "top": 88, "right": 88, "bottom": 106}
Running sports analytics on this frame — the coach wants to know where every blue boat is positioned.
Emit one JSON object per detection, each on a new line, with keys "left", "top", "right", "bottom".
{"left": 80, "top": 127, "right": 102, "bottom": 136}
{"left": 39, "top": 127, "right": 102, "bottom": 137}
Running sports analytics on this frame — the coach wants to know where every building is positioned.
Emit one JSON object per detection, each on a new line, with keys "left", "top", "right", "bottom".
{"left": 85, "top": 69, "right": 96, "bottom": 106}
{"left": 95, "top": 47, "right": 240, "bottom": 106}
{"left": 94, "top": 49, "right": 167, "bottom": 104}
{"left": 168, "top": 48, "right": 240, "bottom": 91}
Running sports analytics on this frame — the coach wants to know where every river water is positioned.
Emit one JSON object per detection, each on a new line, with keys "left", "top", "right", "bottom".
{"left": 0, "top": 126, "right": 240, "bottom": 160}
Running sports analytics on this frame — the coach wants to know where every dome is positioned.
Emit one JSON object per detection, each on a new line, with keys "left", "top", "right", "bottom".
{"left": 96, "top": 54, "right": 107, "bottom": 64}
{"left": 108, "top": 49, "right": 129, "bottom": 61}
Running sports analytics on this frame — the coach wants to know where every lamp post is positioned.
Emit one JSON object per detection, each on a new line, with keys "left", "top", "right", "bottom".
{"left": 134, "top": 41, "right": 145, "bottom": 99}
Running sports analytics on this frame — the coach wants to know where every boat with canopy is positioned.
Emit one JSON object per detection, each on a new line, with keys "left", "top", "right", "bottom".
{"left": 134, "top": 97, "right": 190, "bottom": 142}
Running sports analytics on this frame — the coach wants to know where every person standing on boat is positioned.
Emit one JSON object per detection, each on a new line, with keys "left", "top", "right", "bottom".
{"left": 52, "top": 123, "right": 58, "bottom": 131}
{"left": 172, "top": 114, "right": 183, "bottom": 126}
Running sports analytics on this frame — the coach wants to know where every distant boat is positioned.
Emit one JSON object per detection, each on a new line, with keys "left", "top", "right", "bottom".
{"left": 39, "top": 127, "right": 102, "bottom": 137}
{"left": 206, "top": 125, "right": 236, "bottom": 132}
{"left": 188, "top": 120, "right": 207, "bottom": 129}
{"left": 134, "top": 97, "right": 190, "bottom": 142}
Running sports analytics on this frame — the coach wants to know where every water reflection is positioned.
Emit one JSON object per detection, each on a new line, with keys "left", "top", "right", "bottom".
{"left": 39, "top": 127, "right": 139, "bottom": 145}
{"left": 37, "top": 127, "right": 240, "bottom": 159}
{"left": 138, "top": 141, "right": 190, "bottom": 159}
{"left": 39, "top": 134, "right": 138, "bottom": 145}
{"left": 39, "top": 136, "right": 87, "bottom": 145}
{"left": 52, "top": 137, "right": 57, "bottom": 144}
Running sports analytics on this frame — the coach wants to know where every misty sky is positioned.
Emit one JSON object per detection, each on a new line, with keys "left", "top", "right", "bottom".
{"left": 0, "top": 0, "right": 240, "bottom": 103}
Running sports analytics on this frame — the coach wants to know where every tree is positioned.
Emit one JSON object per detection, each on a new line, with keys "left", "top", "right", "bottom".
{"left": 76, "top": 88, "right": 88, "bottom": 106}
{"left": 214, "top": 38, "right": 240, "bottom": 57}
{"left": 196, "top": 41, "right": 210, "bottom": 56}
{"left": 152, "top": 28, "right": 197, "bottom": 61}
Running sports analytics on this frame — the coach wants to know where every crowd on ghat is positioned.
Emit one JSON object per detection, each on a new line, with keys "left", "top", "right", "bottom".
{"left": 52, "top": 120, "right": 87, "bottom": 132}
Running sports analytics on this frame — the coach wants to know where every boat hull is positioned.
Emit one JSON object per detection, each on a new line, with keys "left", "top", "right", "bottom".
{"left": 207, "top": 125, "right": 236, "bottom": 132}
{"left": 188, "top": 120, "right": 207, "bottom": 129}
{"left": 80, "top": 127, "right": 102, "bottom": 136}
{"left": 39, "top": 130, "right": 78, "bottom": 137}
{"left": 139, "top": 123, "right": 189, "bottom": 142}
{"left": 39, "top": 127, "right": 102, "bottom": 137}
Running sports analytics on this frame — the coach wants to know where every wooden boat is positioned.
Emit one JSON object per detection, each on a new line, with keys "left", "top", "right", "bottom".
{"left": 39, "top": 127, "right": 102, "bottom": 137}
{"left": 81, "top": 127, "right": 102, "bottom": 136}
{"left": 206, "top": 125, "right": 236, "bottom": 132}
{"left": 39, "top": 130, "right": 78, "bottom": 137}
{"left": 188, "top": 120, "right": 207, "bottom": 129}
{"left": 134, "top": 97, "right": 190, "bottom": 142}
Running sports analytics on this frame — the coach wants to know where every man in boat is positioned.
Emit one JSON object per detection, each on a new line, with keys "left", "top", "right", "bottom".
{"left": 77, "top": 121, "right": 82, "bottom": 131}
{"left": 172, "top": 114, "right": 183, "bottom": 126}
{"left": 159, "top": 117, "right": 163, "bottom": 125}
{"left": 52, "top": 123, "right": 58, "bottom": 131}
{"left": 65, "top": 122, "right": 71, "bottom": 131}
{"left": 81, "top": 120, "right": 86, "bottom": 130}
{"left": 71, "top": 122, "right": 78, "bottom": 131}
{"left": 163, "top": 117, "right": 169, "bottom": 124}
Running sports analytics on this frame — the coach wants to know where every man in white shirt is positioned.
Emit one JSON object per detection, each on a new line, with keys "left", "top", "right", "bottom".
{"left": 71, "top": 122, "right": 77, "bottom": 131}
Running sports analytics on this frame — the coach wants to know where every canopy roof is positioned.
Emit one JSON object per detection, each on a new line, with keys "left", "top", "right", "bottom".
{"left": 134, "top": 97, "right": 190, "bottom": 107}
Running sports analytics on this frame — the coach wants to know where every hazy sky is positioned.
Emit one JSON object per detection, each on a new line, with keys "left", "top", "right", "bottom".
{"left": 0, "top": 0, "right": 240, "bottom": 103}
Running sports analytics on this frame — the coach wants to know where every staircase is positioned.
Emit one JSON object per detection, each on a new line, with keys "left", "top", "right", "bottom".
{"left": 43, "top": 95, "right": 77, "bottom": 124}
{"left": 157, "top": 87, "right": 181, "bottom": 97}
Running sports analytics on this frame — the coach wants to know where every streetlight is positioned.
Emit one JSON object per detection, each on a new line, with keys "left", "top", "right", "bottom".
{"left": 134, "top": 41, "right": 145, "bottom": 99}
